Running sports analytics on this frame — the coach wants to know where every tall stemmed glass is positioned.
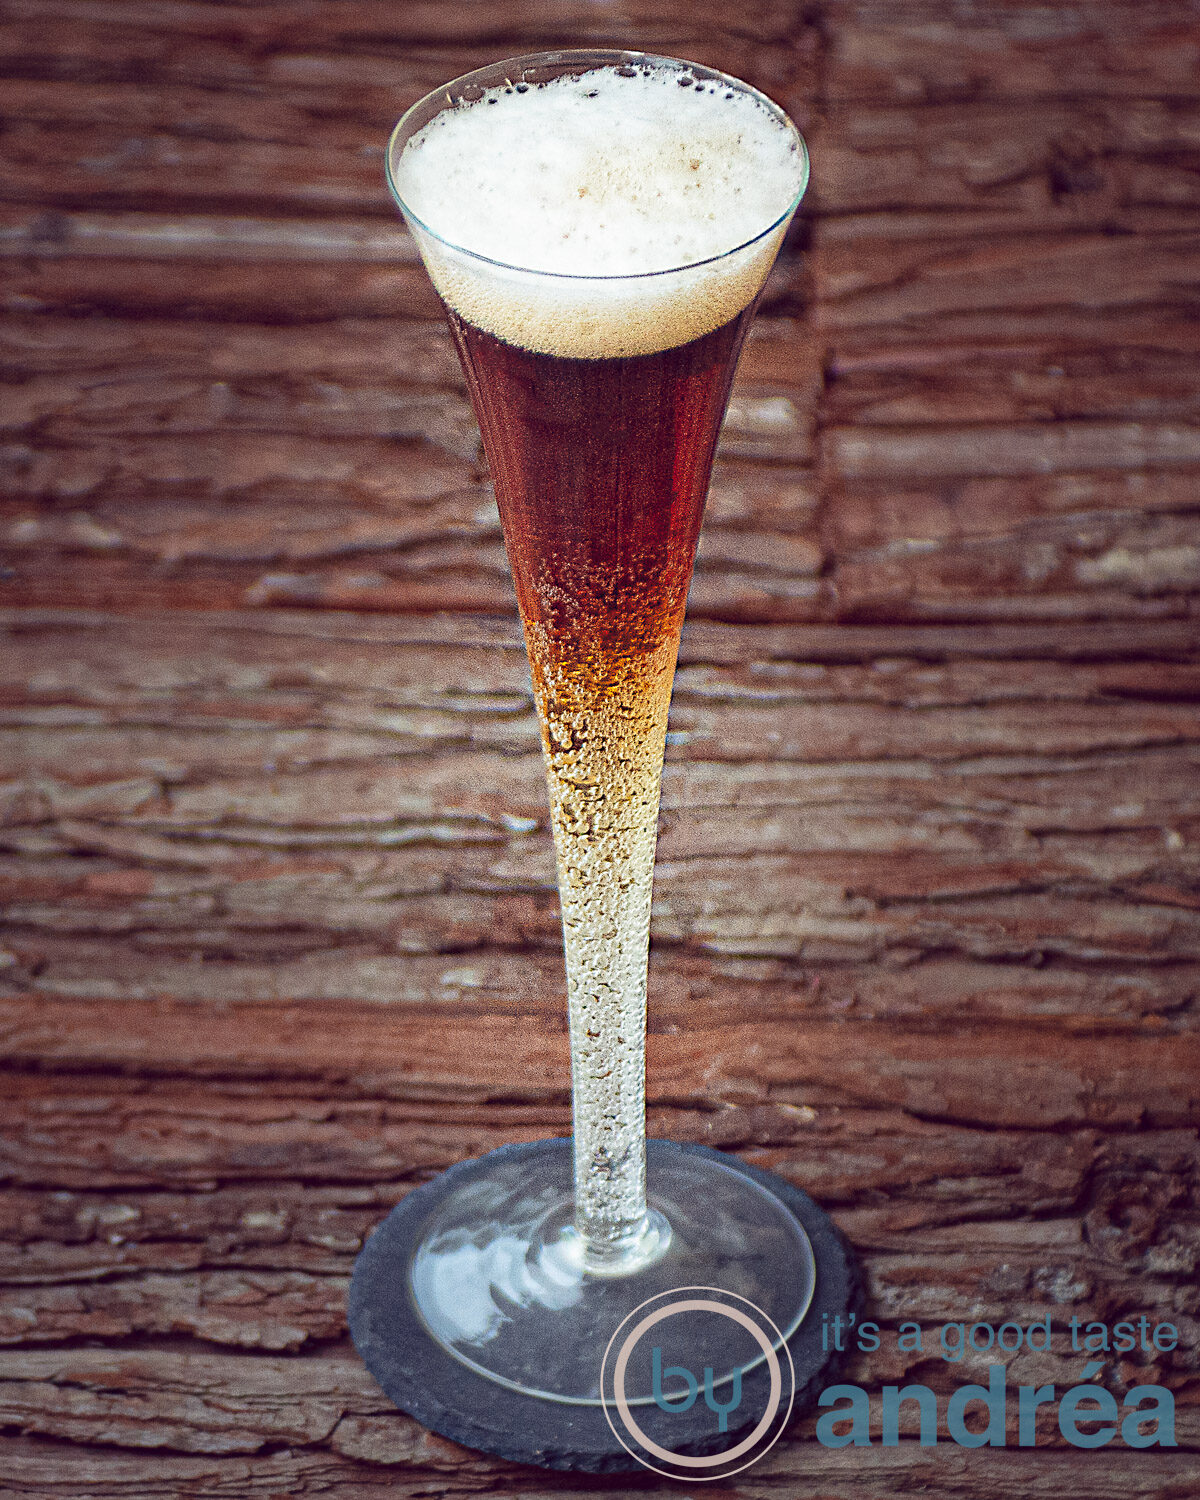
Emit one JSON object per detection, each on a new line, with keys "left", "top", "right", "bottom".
{"left": 381, "top": 49, "right": 812, "bottom": 1404}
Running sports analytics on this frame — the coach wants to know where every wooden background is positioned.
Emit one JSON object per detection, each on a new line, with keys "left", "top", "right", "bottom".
{"left": 2, "top": 1, "right": 1199, "bottom": 1494}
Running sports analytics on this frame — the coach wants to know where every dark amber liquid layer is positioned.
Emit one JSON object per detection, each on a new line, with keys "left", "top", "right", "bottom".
{"left": 445, "top": 303, "right": 755, "bottom": 706}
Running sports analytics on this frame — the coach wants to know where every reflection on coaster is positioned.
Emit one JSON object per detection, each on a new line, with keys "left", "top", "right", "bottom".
{"left": 349, "top": 1139, "right": 860, "bottom": 1473}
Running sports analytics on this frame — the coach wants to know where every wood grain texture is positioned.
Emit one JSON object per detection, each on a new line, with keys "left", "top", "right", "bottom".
{"left": 1, "top": 0, "right": 1198, "bottom": 1494}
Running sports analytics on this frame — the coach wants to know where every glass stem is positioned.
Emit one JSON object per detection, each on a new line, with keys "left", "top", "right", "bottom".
{"left": 534, "top": 633, "right": 681, "bottom": 1273}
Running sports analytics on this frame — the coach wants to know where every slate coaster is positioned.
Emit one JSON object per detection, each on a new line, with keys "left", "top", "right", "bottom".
{"left": 349, "top": 1138, "right": 860, "bottom": 1473}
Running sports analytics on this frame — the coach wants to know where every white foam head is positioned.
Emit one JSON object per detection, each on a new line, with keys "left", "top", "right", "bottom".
{"left": 389, "top": 58, "right": 807, "bottom": 359}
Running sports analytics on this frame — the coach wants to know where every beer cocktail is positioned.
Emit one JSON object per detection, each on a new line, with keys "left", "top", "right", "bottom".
{"left": 383, "top": 50, "right": 811, "bottom": 1404}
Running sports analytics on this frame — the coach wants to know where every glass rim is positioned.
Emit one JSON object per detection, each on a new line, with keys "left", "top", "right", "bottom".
{"left": 384, "top": 48, "right": 810, "bottom": 284}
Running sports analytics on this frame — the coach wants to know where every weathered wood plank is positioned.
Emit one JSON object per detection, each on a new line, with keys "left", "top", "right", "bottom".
{"left": 808, "top": 0, "right": 1200, "bottom": 631}
{"left": 0, "top": 1339, "right": 1196, "bottom": 1460}
{"left": 0, "top": 1180, "right": 404, "bottom": 1281}
{"left": 3, "top": 611, "right": 1198, "bottom": 990}
{"left": 0, "top": 1121, "right": 1191, "bottom": 1282}
{"left": 0, "top": 311, "right": 811, "bottom": 447}
{"left": 813, "top": 233, "right": 1200, "bottom": 338}
{"left": 0, "top": 1436, "right": 1194, "bottom": 1499}
{"left": 2, "top": 1, "right": 818, "bottom": 84}
{"left": 812, "top": 97, "right": 1200, "bottom": 224}
{"left": 810, "top": 232, "right": 1200, "bottom": 621}
{"left": 1, "top": 999, "right": 1197, "bottom": 1135}
{"left": 0, "top": 303, "right": 821, "bottom": 614}
{"left": 2, "top": 1198, "right": 1194, "bottom": 1350}
{"left": 823, "top": 1, "right": 1200, "bottom": 104}
{"left": 0, "top": 1270, "right": 348, "bottom": 1350}
{"left": 0, "top": 1076, "right": 1192, "bottom": 1429}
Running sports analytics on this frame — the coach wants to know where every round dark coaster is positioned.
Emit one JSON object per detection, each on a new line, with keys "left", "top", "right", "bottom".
{"left": 349, "top": 1138, "right": 860, "bottom": 1473}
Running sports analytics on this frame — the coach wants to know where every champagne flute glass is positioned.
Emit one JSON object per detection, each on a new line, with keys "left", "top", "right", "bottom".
{"left": 367, "top": 48, "right": 812, "bottom": 1407}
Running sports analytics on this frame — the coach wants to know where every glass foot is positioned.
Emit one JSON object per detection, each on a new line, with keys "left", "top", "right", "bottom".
{"left": 408, "top": 1138, "right": 816, "bottom": 1404}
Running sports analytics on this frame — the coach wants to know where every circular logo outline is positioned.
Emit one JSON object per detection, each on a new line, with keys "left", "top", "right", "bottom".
{"left": 600, "top": 1286, "right": 796, "bottom": 1481}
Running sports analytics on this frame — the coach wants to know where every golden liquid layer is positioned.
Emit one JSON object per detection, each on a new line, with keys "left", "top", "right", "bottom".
{"left": 528, "top": 629, "right": 678, "bottom": 1239}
